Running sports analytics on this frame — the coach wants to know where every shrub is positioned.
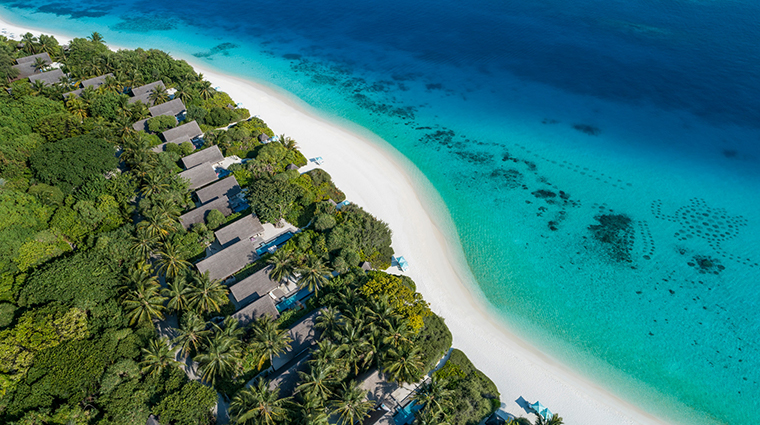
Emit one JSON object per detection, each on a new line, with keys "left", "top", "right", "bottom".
{"left": 0, "top": 302, "right": 16, "bottom": 327}
{"left": 178, "top": 141, "right": 195, "bottom": 156}
{"left": 433, "top": 349, "right": 500, "bottom": 425}
{"left": 314, "top": 213, "right": 336, "bottom": 232}
{"left": 205, "top": 209, "right": 225, "bottom": 230}
{"left": 29, "top": 135, "right": 118, "bottom": 193}
{"left": 147, "top": 115, "right": 177, "bottom": 133}
{"left": 414, "top": 313, "right": 452, "bottom": 370}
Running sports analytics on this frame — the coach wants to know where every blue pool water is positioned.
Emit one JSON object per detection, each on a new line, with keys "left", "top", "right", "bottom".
{"left": 255, "top": 232, "right": 294, "bottom": 257}
{"left": 393, "top": 400, "right": 421, "bottom": 425}
{"left": 2, "top": 1, "right": 760, "bottom": 423}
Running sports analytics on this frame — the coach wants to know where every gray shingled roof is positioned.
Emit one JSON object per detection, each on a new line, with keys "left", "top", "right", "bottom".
{"left": 181, "top": 145, "right": 224, "bottom": 170}
{"left": 259, "top": 133, "right": 270, "bottom": 142}
{"left": 178, "top": 163, "right": 218, "bottom": 190}
{"left": 162, "top": 121, "right": 202, "bottom": 145}
{"left": 361, "top": 261, "right": 373, "bottom": 271}
{"left": 63, "top": 88, "right": 84, "bottom": 98}
{"left": 28, "top": 69, "right": 65, "bottom": 86}
{"left": 214, "top": 215, "right": 265, "bottom": 248}
{"left": 229, "top": 265, "right": 280, "bottom": 307}
{"left": 128, "top": 92, "right": 154, "bottom": 105}
{"left": 358, "top": 369, "right": 398, "bottom": 407}
{"left": 231, "top": 295, "right": 279, "bottom": 327}
{"left": 179, "top": 195, "right": 232, "bottom": 230}
{"left": 131, "top": 80, "right": 165, "bottom": 97}
{"left": 132, "top": 118, "right": 150, "bottom": 132}
{"left": 149, "top": 98, "right": 185, "bottom": 117}
{"left": 268, "top": 351, "right": 311, "bottom": 396}
{"left": 81, "top": 73, "right": 113, "bottom": 89}
{"left": 195, "top": 238, "right": 259, "bottom": 280}
{"left": 196, "top": 175, "right": 241, "bottom": 204}
{"left": 16, "top": 52, "right": 52, "bottom": 64}
{"left": 272, "top": 309, "right": 323, "bottom": 370}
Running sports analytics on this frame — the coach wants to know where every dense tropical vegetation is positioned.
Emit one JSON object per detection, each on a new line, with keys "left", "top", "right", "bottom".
{"left": 0, "top": 31, "right": 512, "bottom": 425}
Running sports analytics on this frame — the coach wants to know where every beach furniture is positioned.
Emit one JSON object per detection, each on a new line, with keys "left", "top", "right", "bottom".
{"left": 393, "top": 256, "right": 409, "bottom": 272}
{"left": 530, "top": 401, "right": 552, "bottom": 420}
{"left": 310, "top": 156, "right": 324, "bottom": 165}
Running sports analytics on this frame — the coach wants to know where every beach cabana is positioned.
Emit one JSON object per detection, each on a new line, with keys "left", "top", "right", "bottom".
{"left": 393, "top": 256, "right": 409, "bottom": 272}
{"left": 530, "top": 401, "right": 552, "bottom": 420}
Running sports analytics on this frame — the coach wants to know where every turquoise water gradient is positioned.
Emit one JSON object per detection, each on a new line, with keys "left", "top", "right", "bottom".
{"left": 2, "top": 1, "right": 759, "bottom": 423}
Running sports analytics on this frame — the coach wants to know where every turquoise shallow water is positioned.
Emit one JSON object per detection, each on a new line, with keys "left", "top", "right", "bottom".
{"left": 2, "top": 1, "right": 760, "bottom": 423}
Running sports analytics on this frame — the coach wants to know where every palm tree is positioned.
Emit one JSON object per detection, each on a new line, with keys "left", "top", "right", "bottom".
{"left": 310, "top": 339, "right": 348, "bottom": 377}
{"left": 130, "top": 228, "right": 155, "bottom": 260}
{"left": 138, "top": 210, "right": 176, "bottom": 239}
{"left": 217, "top": 316, "right": 245, "bottom": 343}
{"left": 21, "top": 33, "right": 38, "bottom": 54}
{"left": 267, "top": 248, "right": 295, "bottom": 283}
{"left": 295, "top": 394, "right": 329, "bottom": 425}
{"left": 328, "top": 382, "right": 373, "bottom": 425}
{"left": 66, "top": 97, "right": 88, "bottom": 121}
{"left": 156, "top": 241, "right": 191, "bottom": 279}
{"left": 296, "top": 365, "right": 335, "bottom": 401}
{"left": 296, "top": 254, "right": 332, "bottom": 295}
{"left": 172, "top": 312, "right": 210, "bottom": 359}
{"left": 315, "top": 306, "right": 343, "bottom": 339}
{"left": 140, "top": 337, "right": 181, "bottom": 377}
{"left": 381, "top": 317, "right": 413, "bottom": 349}
{"left": 164, "top": 275, "right": 192, "bottom": 313}
{"left": 33, "top": 57, "right": 48, "bottom": 73}
{"left": 197, "top": 80, "right": 215, "bottom": 100}
{"left": 30, "top": 79, "right": 46, "bottom": 95}
{"left": 88, "top": 32, "right": 105, "bottom": 44}
{"left": 250, "top": 315, "right": 292, "bottom": 370}
{"left": 103, "top": 75, "right": 122, "bottom": 94}
{"left": 187, "top": 271, "right": 229, "bottom": 314}
{"left": 195, "top": 333, "right": 241, "bottom": 385}
{"left": 140, "top": 173, "right": 170, "bottom": 197}
{"left": 149, "top": 85, "right": 170, "bottom": 105}
{"left": 413, "top": 377, "right": 453, "bottom": 418}
{"left": 229, "top": 380, "right": 291, "bottom": 425}
{"left": 382, "top": 344, "right": 423, "bottom": 385}
{"left": 337, "top": 322, "right": 373, "bottom": 375}
{"left": 37, "top": 34, "right": 58, "bottom": 56}
{"left": 173, "top": 83, "right": 194, "bottom": 103}
{"left": 121, "top": 265, "right": 167, "bottom": 326}
{"left": 535, "top": 414, "right": 564, "bottom": 425}
{"left": 278, "top": 134, "right": 298, "bottom": 151}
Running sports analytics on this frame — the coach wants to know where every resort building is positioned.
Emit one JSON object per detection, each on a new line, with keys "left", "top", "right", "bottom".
{"left": 214, "top": 214, "right": 264, "bottom": 248}
{"left": 228, "top": 265, "right": 282, "bottom": 308}
{"left": 128, "top": 80, "right": 164, "bottom": 105}
{"left": 153, "top": 120, "right": 203, "bottom": 152}
{"left": 356, "top": 369, "right": 424, "bottom": 425}
{"left": 178, "top": 163, "right": 218, "bottom": 190}
{"left": 28, "top": 69, "right": 65, "bottom": 86}
{"left": 181, "top": 145, "right": 224, "bottom": 170}
{"left": 196, "top": 175, "right": 242, "bottom": 204}
{"left": 271, "top": 308, "right": 322, "bottom": 370}
{"left": 195, "top": 238, "right": 259, "bottom": 281}
{"left": 231, "top": 294, "right": 279, "bottom": 326}
{"left": 179, "top": 195, "right": 232, "bottom": 230}
{"left": 63, "top": 73, "right": 113, "bottom": 97}
{"left": 12, "top": 52, "right": 51, "bottom": 79}
{"left": 267, "top": 351, "right": 311, "bottom": 396}
{"left": 149, "top": 98, "right": 186, "bottom": 119}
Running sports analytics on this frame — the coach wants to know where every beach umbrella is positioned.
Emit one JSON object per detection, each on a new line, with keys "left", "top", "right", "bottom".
{"left": 530, "top": 401, "right": 552, "bottom": 420}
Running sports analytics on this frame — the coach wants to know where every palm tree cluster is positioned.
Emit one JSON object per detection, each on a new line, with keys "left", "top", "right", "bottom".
{"left": 267, "top": 248, "right": 332, "bottom": 296}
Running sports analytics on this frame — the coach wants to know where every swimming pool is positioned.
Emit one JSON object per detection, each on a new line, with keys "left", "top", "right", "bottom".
{"left": 255, "top": 232, "right": 294, "bottom": 256}
{"left": 393, "top": 400, "right": 421, "bottom": 425}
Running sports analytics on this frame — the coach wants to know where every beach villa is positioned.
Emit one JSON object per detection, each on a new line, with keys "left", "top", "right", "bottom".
{"left": 128, "top": 80, "right": 165, "bottom": 105}
{"left": 63, "top": 73, "right": 113, "bottom": 97}
{"left": 153, "top": 120, "right": 203, "bottom": 152}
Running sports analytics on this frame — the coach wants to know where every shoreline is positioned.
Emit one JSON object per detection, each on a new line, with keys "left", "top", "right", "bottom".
{"left": 1, "top": 15, "right": 676, "bottom": 425}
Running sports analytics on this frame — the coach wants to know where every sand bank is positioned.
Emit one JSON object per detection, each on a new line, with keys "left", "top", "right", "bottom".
{"left": 0, "top": 15, "right": 673, "bottom": 425}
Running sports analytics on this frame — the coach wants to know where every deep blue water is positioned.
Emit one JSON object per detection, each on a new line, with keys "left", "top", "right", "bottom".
{"left": 2, "top": 1, "right": 760, "bottom": 423}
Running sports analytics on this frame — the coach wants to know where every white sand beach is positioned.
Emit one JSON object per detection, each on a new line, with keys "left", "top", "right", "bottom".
{"left": 1, "top": 17, "right": 675, "bottom": 425}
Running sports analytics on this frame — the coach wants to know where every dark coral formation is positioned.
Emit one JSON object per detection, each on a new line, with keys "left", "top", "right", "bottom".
{"left": 572, "top": 124, "right": 601, "bottom": 135}
{"left": 588, "top": 214, "right": 635, "bottom": 262}
{"left": 688, "top": 255, "right": 726, "bottom": 275}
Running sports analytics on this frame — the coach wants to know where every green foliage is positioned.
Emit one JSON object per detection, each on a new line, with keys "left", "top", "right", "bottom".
{"left": 89, "top": 91, "right": 127, "bottom": 121}
{"left": 146, "top": 115, "right": 177, "bottom": 133}
{"left": 433, "top": 349, "right": 500, "bottom": 425}
{"left": 30, "top": 135, "right": 118, "bottom": 193}
{"left": 256, "top": 142, "right": 307, "bottom": 171}
{"left": 205, "top": 208, "right": 225, "bottom": 230}
{"left": 359, "top": 271, "right": 429, "bottom": 332}
{"left": 153, "top": 380, "right": 217, "bottom": 425}
{"left": 0, "top": 302, "right": 15, "bottom": 328}
{"left": 414, "top": 313, "right": 452, "bottom": 369}
{"left": 326, "top": 205, "right": 394, "bottom": 269}
{"left": 0, "top": 306, "right": 88, "bottom": 395}
{"left": 246, "top": 177, "right": 302, "bottom": 224}
{"left": 314, "top": 213, "right": 336, "bottom": 231}
{"left": 205, "top": 106, "right": 238, "bottom": 128}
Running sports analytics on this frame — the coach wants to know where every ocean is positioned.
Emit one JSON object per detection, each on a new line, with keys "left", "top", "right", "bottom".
{"left": 2, "top": 1, "right": 759, "bottom": 423}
